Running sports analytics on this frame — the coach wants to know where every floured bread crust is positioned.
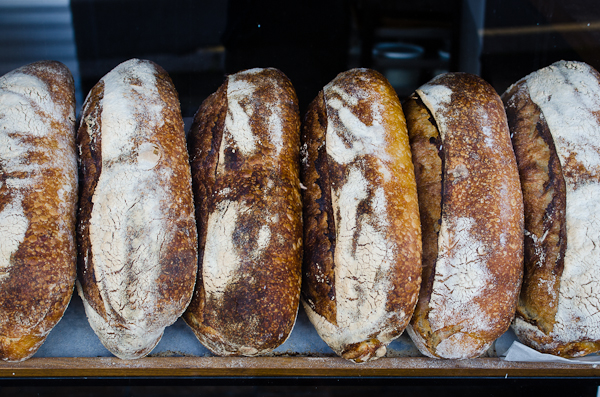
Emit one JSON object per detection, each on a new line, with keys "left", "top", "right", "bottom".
{"left": 405, "top": 73, "right": 524, "bottom": 359}
{"left": 77, "top": 59, "right": 197, "bottom": 360}
{"left": 503, "top": 60, "right": 600, "bottom": 357}
{"left": 301, "top": 68, "right": 421, "bottom": 363}
{"left": 0, "top": 61, "right": 77, "bottom": 361}
{"left": 184, "top": 68, "right": 303, "bottom": 356}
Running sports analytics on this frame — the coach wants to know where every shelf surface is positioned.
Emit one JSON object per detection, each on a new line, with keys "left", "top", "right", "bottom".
{"left": 1, "top": 356, "right": 600, "bottom": 378}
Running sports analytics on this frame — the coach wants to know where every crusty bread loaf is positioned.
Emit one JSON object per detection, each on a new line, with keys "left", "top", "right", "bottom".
{"left": 503, "top": 60, "right": 600, "bottom": 357}
{"left": 76, "top": 58, "right": 197, "bottom": 359}
{"left": 0, "top": 61, "right": 77, "bottom": 361}
{"left": 300, "top": 68, "right": 422, "bottom": 363}
{"left": 183, "top": 68, "right": 303, "bottom": 356}
{"left": 404, "top": 72, "right": 524, "bottom": 359}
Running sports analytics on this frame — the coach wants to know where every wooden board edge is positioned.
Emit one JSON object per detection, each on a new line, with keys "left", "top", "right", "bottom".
{"left": 1, "top": 357, "right": 600, "bottom": 378}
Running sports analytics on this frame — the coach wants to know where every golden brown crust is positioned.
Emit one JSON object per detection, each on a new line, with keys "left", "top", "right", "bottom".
{"left": 406, "top": 73, "right": 524, "bottom": 359}
{"left": 300, "top": 68, "right": 421, "bottom": 363}
{"left": 76, "top": 59, "right": 197, "bottom": 359}
{"left": 184, "top": 68, "right": 303, "bottom": 356}
{"left": 0, "top": 61, "right": 77, "bottom": 361}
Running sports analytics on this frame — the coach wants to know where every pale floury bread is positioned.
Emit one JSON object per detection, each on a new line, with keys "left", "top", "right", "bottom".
{"left": 0, "top": 61, "right": 77, "bottom": 361}
{"left": 300, "top": 68, "right": 422, "bottom": 363}
{"left": 404, "top": 72, "right": 524, "bottom": 359}
{"left": 503, "top": 60, "right": 600, "bottom": 357}
{"left": 76, "top": 59, "right": 197, "bottom": 359}
{"left": 183, "top": 68, "right": 303, "bottom": 356}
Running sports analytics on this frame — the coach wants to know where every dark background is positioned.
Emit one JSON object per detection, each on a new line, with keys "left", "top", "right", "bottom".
{"left": 66, "top": 0, "right": 600, "bottom": 118}
{"left": 1, "top": 377, "right": 599, "bottom": 397}
{"left": 2, "top": 0, "right": 599, "bottom": 117}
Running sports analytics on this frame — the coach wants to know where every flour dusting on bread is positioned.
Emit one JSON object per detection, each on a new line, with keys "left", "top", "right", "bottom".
{"left": 202, "top": 200, "right": 245, "bottom": 296}
{"left": 555, "top": 183, "right": 600, "bottom": 342}
{"left": 80, "top": 59, "right": 188, "bottom": 359}
{"left": 332, "top": 167, "right": 396, "bottom": 330}
{"left": 526, "top": 61, "right": 600, "bottom": 174}
{"left": 0, "top": 71, "right": 63, "bottom": 282}
{"left": 324, "top": 93, "right": 389, "bottom": 165}
{"left": 225, "top": 76, "right": 258, "bottom": 156}
{"left": 429, "top": 217, "right": 493, "bottom": 333}
{"left": 0, "top": 202, "right": 28, "bottom": 282}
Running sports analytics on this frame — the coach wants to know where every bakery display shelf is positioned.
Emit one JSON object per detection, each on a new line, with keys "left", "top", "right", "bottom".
{"left": 1, "top": 294, "right": 600, "bottom": 379}
{"left": 1, "top": 356, "right": 600, "bottom": 379}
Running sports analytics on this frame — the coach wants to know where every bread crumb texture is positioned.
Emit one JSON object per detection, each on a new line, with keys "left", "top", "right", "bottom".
{"left": 0, "top": 61, "right": 77, "bottom": 361}
{"left": 507, "top": 61, "right": 600, "bottom": 357}
{"left": 77, "top": 59, "right": 197, "bottom": 360}
{"left": 302, "top": 68, "right": 421, "bottom": 363}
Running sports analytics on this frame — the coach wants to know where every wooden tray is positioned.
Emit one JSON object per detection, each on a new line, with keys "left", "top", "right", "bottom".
{"left": 1, "top": 356, "right": 600, "bottom": 378}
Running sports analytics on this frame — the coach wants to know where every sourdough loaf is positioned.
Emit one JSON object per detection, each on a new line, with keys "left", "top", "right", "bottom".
{"left": 503, "top": 60, "right": 600, "bottom": 357}
{"left": 404, "top": 72, "right": 524, "bottom": 359}
{"left": 300, "top": 68, "right": 422, "bottom": 363}
{"left": 77, "top": 58, "right": 197, "bottom": 359}
{"left": 183, "top": 68, "right": 303, "bottom": 356}
{"left": 0, "top": 61, "right": 77, "bottom": 361}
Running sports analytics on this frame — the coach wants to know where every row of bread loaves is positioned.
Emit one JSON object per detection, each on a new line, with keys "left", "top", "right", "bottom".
{"left": 0, "top": 59, "right": 198, "bottom": 361}
{"left": 1, "top": 58, "right": 599, "bottom": 362}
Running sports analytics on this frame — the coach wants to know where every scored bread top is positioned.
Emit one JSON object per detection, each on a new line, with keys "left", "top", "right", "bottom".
{"left": 408, "top": 73, "right": 523, "bottom": 359}
{"left": 77, "top": 59, "right": 197, "bottom": 359}
{"left": 0, "top": 61, "right": 77, "bottom": 361}
{"left": 301, "top": 68, "right": 421, "bottom": 362}
{"left": 504, "top": 60, "right": 600, "bottom": 356}
{"left": 184, "top": 68, "right": 303, "bottom": 356}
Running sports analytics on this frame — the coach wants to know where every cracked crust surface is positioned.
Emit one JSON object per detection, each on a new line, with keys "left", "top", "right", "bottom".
{"left": 404, "top": 73, "right": 524, "bottom": 359}
{"left": 300, "top": 68, "right": 421, "bottom": 363}
{"left": 0, "top": 61, "right": 77, "bottom": 362}
{"left": 503, "top": 60, "right": 600, "bottom": 357}
{"left": 183, "top": 68, "right": 303, "bottom": 357}
{"left": 77, "top": 59, "right": 197, "bottom": 359}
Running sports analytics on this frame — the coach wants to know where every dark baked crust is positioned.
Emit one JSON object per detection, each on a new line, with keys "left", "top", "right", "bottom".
{"left": 300, "top": 91, "right": 337, "bottom": 325}
{"left": 0, "top": 61, "right": 77, "bottom": 361}
{"left": 405, "top": 73, "right": 524, "bottom": 359}
{"left": 403, "top": 95, "right": 442, "bottom": 317}
{"left": 300, "top": 68, "right": 422, "bottom": 363}
{"left": 182, "top": 81, "right": 228, "bottom": 334}
{"left": 503, "top": 82, "right": 566, "bottom": 336}
{"left": 184, "top": 68, "right": 303, "bottom": 356}
{"left": 77, "top": 59, "right": 197, "bottom": 359}
{"left": 76, "top": 80, "right": 105, "bottom": 320}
